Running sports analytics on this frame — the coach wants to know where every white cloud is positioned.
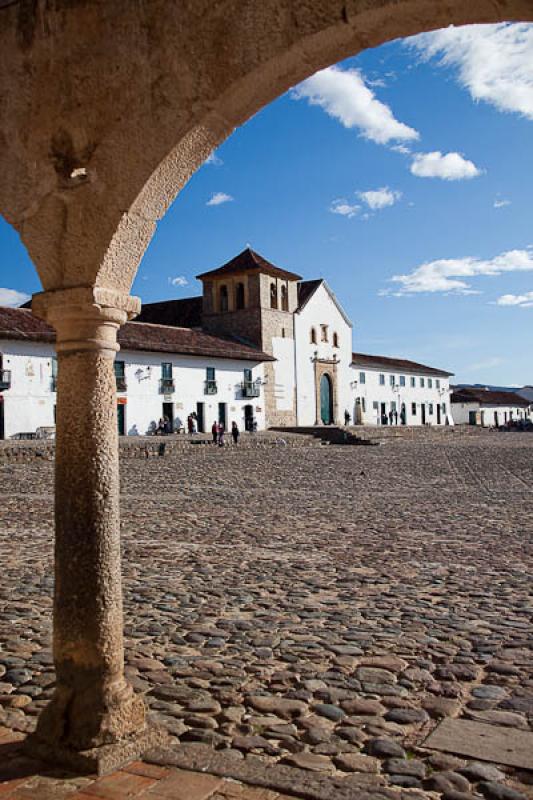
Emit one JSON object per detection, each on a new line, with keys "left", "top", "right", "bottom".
{"left": 357, "top": 187, "right": 402, "bottom": 210}
{"left": 206, "top": 192, "right": 233, "bottom": 206}
{"left": 494, "top": 198, "right": 511, "bottom": 208}
{"left": 407, "top": 23, "right": 533, "bottom": 120}
{"left": 410, "top": 151, "right": 482, "bottom": 180}
{"left": 168, "top": 276, "right": 188, "bottom": 287}
{"left": 0, "top": 288, "right": 30, "bottom": 307}
{"left": 292, "top": 66, "right": 419, "bottom": 145}
{"left": 330, "top": 200, "right": 360, "bottom": 218}
{"left": 496, "top": 292, "right": 533, "bottom": 307}
{"left": 205, "top": 152, "right": 223, "bottom": 166}
{"left": 384, "top": 247, "right": 533, "bottom": 296}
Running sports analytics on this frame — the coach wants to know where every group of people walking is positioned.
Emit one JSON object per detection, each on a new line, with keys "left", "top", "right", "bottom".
{"left": 211, "top": 420, "right": 240, "bottom": 446}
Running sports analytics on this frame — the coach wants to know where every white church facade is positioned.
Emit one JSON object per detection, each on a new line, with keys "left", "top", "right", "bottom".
{"left": 0, "top": 249, "right": 455, "bottom": 438}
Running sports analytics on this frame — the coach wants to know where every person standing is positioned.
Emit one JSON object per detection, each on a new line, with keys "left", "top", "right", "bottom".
{"left": 231, "top": 421, "right": 239, "bottom": 445}
{"left": 211, "top": 420, "right": 218, "bottom": 444}
{"left": 344, "top": 409, "right": 350, "bottom": 426}
{"left": 217, "top": 421, "right": 225, "bottom": 446}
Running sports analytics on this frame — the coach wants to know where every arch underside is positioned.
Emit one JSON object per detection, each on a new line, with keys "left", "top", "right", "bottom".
{"left": 0, "top": 0, "right": 531, "bottom": 294}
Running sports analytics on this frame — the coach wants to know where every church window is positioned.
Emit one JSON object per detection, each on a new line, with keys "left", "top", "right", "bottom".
{"left": 320, "top": 324, "right": 328, "bottom": 342}
{"left": 310, "top": 327, "right": 317, "bottom": 344}
{"left": 281, "top": 285, "right": 289, "bottom": 311}
{"left": 428, "top": 378, "right": 433, "bottom": 388}
{"left": 270, "top": 282, "right": 278, "bottom": 309}
{"left": 219, "top": 285, "right": 228, "bottom": 312}
{"left": 235, "top": 282, "right": 245, "bottom": 310}
{"left": 400, "top": 375, "right": 405, "bottom": 386}
{"left": 379, "top": 373, "right": 385, "bottom": 386}
{"left": 359, "top": 372, "right": 366, "bottom": 384}
{"left": 389, "top": 374, "right": 395, "bottom": 387}
{"left": 410, "top": 376, "right": 416, "bottom": 387}
{"left": 333, "top": 332, "right": 339, "bottom": 347}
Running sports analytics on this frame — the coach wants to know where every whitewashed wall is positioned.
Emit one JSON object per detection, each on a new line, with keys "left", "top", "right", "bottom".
{"left": 0, "top": 340, "right": 56, "bottom": 438}
{"left": 350, "top": 364, "right": 453, "bottom": 426}
{"left": 271, "top": 337, "right": 296, "bottom": 412}
{"left": 452, "top": 401, "right": 530, "bottom": 427}
{"left": 0, "top": 338, "right": 266, "bottom": 437}
{"left": 294, "top": 283, "right": 352, "bottom": 425}
{"left": 117, "top": 350, "right": 266, "bottom": 434}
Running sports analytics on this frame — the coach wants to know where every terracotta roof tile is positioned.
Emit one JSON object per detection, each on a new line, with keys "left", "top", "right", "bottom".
{"left": 0, "top": 307, "right": 273, "bottom": 362}
{"left": 196, "top": 247, "right": 302, "bottom": 281}
{"left": 451, "top": 388, "right": 530, "bottom": 407}
{"left": 352, "top": 352, "right": 453, "bottom": 378}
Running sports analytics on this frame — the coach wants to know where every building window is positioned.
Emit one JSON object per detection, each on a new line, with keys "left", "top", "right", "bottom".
{"left": 281, "top": 284, "right": 288, "bottom": 311}
{"left": 436, "top": 379, "right": 441, "bottom": 389}
{"left": 420, "top": 377, "right": 425, "bottom": 388}
{"left": 205, "top": 366, "right": 217, "bottom": 395}
{"left": 389, "top": 375, "right": 395, "bottom": 387}
{"left": 373, "top": 401, "right": 379, "bottom": 410}
{"left": 428, "top": 378, "right": 433, "bottom": 388}
{"left": 160, "top": 362, "right": 174, "bottom": 393}
{"left": 333, "top": 332, "right": 339, "bottom": 348}
{"left": 310, "top": 327, "right": 317, "bottom": 344}
{"left": 220, "top": 285, "right": 228, "bottom": 312}
{"left": 281, "top": 327, "right": 286, "bottom": 338}
{"left": 379, "top": 373, "right": 385, "bottom": 386}
{"left": 411, "top": 402, "right": 417, "bottom": 415}
{"left": 270, "top": 282, "right": 278, "bottom": 309}
{"left": 400, "top": 375, "right": 405, "bottom": 387}
{"left": 429, "top": 403, "right": 434, "bottom": 415}
{"left": 114, "top": 360, "right": 126, "bottom": 392}
{"left": 235, "top": 282, "right": 245, "bottom": 310}
{"left": 359, "top": 372, "right": 366, "bottom": 384}
{"left": 410, "top": 376, "right": 416, "bottom": 388}
{"left": 320, "top": 324, "right": 328, "bottom": 342}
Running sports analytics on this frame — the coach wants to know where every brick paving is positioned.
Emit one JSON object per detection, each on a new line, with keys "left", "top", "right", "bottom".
{"left": 0, "top": 429, "right": 532, "bottom": 799}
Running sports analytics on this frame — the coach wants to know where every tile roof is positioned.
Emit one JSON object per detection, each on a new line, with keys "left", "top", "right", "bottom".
{"left": 136, "top": 296, "right": 202, "bottom": 328}
{"left": 118, "top": 321, "right": 274, "bottom": 361}
{"left": 196, "top": 247, "right": 302, "bottom": 282}
{"left": 0, "top": 306, "right": 55, "bottom": 342}
{"left": 0, "top": 307, "right": 273, "bottom": 362}
{"left": 451, "top": 388, "right": 530, "bottom": 407}
{"left": 351, "top": 352, "right": 453, "bottom": 377}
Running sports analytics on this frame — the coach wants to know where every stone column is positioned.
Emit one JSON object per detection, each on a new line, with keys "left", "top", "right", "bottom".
{"left": 27, "top": 287, "right": 163, "bottom": 774}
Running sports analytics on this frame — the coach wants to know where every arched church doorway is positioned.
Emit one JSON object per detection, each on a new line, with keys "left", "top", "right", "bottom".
{"left": 320, "top": 374, "right": 333, "bottom": 425}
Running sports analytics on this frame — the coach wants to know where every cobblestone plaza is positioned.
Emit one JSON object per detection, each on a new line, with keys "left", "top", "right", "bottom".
{"left": 0, "top": 431, "right": 532, "bottom": 798}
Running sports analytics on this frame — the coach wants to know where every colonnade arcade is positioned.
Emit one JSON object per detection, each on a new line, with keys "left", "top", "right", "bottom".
{"left": 0, "top": 0, "right": 530, "bottom": 773}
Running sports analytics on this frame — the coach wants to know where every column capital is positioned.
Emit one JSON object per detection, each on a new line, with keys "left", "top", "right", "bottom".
{"left": 32, "top": 287, "right": 141, "bottom": 356}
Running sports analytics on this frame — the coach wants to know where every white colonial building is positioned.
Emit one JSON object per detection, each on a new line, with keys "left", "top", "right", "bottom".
{"left": 451, "top": 387, "right": 531, "bottom": 427}
{"left": 350, "top": 353, "right": 454, "bottom": 427}
{"left": 0, "top": 305, "right": 271, "bottom": 439}
{"left": 0, "top": 248, "right": 456, "bottom": 438}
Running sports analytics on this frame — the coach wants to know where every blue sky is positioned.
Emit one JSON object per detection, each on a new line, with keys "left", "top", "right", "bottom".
{"left": 1, "top": 23, "right": 533, "bottom": 385}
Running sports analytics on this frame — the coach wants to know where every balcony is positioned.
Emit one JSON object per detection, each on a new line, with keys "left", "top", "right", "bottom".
{"left": 159, "top": 377, "right": 175, "bottom": 394}
{"left": 241, "top": 380, "right": 260, "bottom": 398}
{"left": 0, "top": 370, "right": 11, "bottom": 391}
{"left": 115, "top": 376, "right": 127, "bottom": 393}
{"left": 204, "top": 379, "right": 218, "bottom": 395}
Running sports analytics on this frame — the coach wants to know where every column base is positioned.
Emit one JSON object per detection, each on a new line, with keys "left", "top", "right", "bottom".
{"left": 24, "top": 721, "right": 168, "bottom": 776}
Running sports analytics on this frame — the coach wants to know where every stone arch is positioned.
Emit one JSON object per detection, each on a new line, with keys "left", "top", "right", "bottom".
{"left": 1, "top": 1, "right": 531, "bottom": 293}
{"left": 2, "top": 0, "right": 532, "bottom": 771}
